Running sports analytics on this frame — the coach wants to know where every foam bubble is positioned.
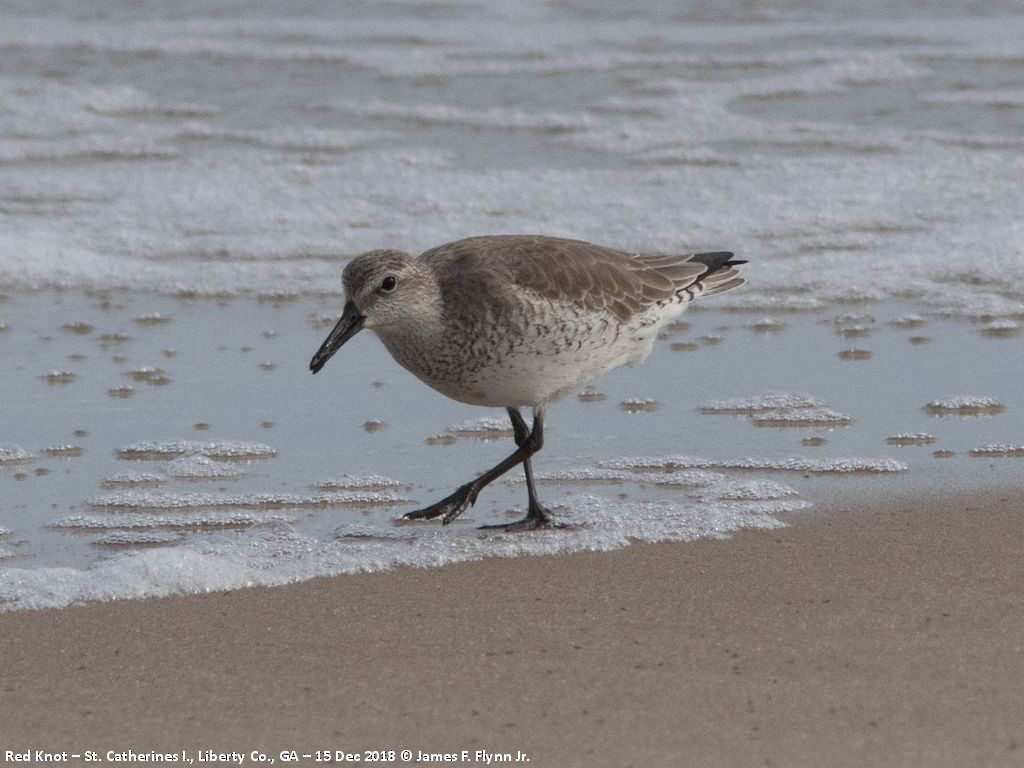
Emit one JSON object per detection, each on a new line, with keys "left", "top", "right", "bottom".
{"left": 576, "top": 387, "right": 607, "bottom": 403}
{"left": 889, "top": 314, "right": 926, "bottom": 328}
{"left": 126, "top": 367, "right": 169, "bottom": 384}
{"left": 40, "top": 445, "right": 85, "bottom": 458}
{"left": 968, "top": 444, "right": 1024, "bottom": 457}
{"left": 620, "top": 398, "right": 660, "bottom": 413}
{"left": 334, "top": 523, "right": 418, "bottom": 542}
{"left": 650, "top": 470, "right": 727, "bottom": 488}
{"left": 598, "top": 455, "right": 908, "bottom": 474}
{"left": 101, "top": 471, "right": 167, "bottom": 488}
{"left": 0, "top": 446, "right": 34, "bottom": 464}
{"left": 712, "top": 480, "right": 800, "bottom": 501}
{"left": 924, "top": 397, "right": 1005, "bottom": 415}
{"left": 117, "top": 440, "right": 277, "bottom": 461}
{"left": 163, "top": 455, "right": 246, "bottom": 480}
{"left": 443, "top": 417, "right": 514, "bottom": 438}
{"left": 315, "top": 475, "right": 407, "bottom": 491}
{"left": 86, "top": 490, "right": 411, "bottom": 511}
{"left": 40, "top": 370, "right": 76, "bottom": 384}
{"left": 51, "top": 511, "right": 294, "bottom": 530}
{"left": 700, "top": 393, "right": 851, "bottom": 428}
{"left": 701, "top": 392, "right": 825, "bottom": 413}
{"left": 749, "top": 408, "right": 853, "bottom": 428}
{"left": 886, "top": 433, "right": 937, "bottom": 446}
{"left": 506, "top": 467, "right": 726, "bottom": 488}
{"left": 506, "top": 468, "right": 632, "bottom": 485}
{"left": 92, "top": 531, "right": 185, "bottom": 546}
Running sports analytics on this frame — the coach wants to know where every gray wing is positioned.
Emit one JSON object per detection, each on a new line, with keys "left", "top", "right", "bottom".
{"left": 420, "top": 235, "right": 741, "bottom": 322}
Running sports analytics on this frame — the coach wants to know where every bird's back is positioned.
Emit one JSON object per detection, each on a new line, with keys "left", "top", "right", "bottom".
{"left": 419, "top": 234, "right": 744, "bottom": 324}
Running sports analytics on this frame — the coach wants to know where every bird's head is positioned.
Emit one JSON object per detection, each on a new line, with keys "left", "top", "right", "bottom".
{"left": 309, "top": 249, "right": 437, "bottom": 374}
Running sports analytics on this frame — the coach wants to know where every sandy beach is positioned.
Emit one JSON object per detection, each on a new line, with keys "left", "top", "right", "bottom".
{"left": 3, "top": 488, "right": 1022, "bottom": 768}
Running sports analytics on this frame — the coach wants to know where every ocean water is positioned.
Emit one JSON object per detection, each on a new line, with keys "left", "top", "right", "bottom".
{"left": 1, "top": 1, "right": 1023, "bottom": 610}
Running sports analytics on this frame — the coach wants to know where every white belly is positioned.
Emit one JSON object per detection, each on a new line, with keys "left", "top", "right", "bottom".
{"left": 416, "top": 319, "right": 664, "bottom": 407}
{"left": 379, "top": 300, "right": 684, "bottom": 408}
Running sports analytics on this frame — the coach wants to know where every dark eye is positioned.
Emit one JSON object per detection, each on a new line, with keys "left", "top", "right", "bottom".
{"left": 380, "top": 275, "right": 397, "bottom": 292}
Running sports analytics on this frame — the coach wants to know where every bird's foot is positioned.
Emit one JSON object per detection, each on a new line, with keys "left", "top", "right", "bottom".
{"left": 478, "top": 505, "right": 562, "bottom": 532}
{"left": 402, "top": 484, "right": 478, "bottom": 525}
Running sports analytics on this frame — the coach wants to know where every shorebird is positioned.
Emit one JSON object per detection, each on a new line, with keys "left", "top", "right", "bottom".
{"left": 310, "top": 235, "right": 745, "bottom": 531}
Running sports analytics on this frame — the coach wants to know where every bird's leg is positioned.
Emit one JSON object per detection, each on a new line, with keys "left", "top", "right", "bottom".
{"left": 501, "top": 408, "right": 555, "bottom": 530}
{"left": 480, "top": 409, "right": 559, "bottom": 532}
{"left": 403, "top": 408, "right": 546, "bottom": 527}
{"left": 507, "top": 406, "right": 531, "bottom": 449}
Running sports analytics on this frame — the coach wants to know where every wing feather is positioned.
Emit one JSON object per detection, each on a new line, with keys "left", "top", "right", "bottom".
{"left": 421, "top": 235, "right": 743, "bottom": 322}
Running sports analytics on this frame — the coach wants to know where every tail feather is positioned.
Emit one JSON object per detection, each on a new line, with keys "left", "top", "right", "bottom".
{"left": 634, "top": 249, "right": 747, "bottom": 304}
{"left": 700, "top": 275, "right": 745, "bottom": 296}
{"left": 688, "top": 252, "right": 747, "bottom": 298}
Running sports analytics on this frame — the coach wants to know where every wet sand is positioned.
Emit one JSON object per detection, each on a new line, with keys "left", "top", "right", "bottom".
{"left": 2, "top": 490, "right": 1023, "bottom": 768}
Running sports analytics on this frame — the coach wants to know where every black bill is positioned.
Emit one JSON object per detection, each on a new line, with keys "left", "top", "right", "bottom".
{"left": 309, "top": 300, "right": 365, "bottom": 374}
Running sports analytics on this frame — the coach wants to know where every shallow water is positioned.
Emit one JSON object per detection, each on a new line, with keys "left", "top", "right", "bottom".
{"left": 2, "top": 0, "right": 1024, "bottom": 608}
{"left": 1, "top": 292, "right": 1021, "bottom": 609}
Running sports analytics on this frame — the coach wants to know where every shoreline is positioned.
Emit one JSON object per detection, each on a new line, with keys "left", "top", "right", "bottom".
{"left": 3, "top": 489, "right": 1023, "bottom": 767}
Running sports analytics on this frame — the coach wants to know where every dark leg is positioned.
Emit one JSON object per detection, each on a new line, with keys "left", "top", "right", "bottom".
{"left": 403, "top": 408, "right": 553, "bottom": 529}
{"left": 481, "top": 454, "right": 554, "bottom": 531}
{"left": 507, "top": 407, "right": 531, "bottom": 448}
{"left": 506, "top": 408, "right": 556, "bottom": 529}
{"left": 481, "top": 409, "right": 558, "bottom": 531}
{"left": 522, "top": 456, "right": 551, "bottom": 524}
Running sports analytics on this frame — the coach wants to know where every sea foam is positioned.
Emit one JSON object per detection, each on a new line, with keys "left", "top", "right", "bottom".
{"left": 4, "top": 492, "right": 799, "bottom": 611}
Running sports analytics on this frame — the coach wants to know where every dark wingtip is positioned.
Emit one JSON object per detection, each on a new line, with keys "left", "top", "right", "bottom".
{"left": 692, "top": 251, "right": 746, "bottom": 271}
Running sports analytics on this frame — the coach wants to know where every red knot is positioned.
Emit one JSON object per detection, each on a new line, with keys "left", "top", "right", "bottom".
{"left": 311, "top": 234, "right": 745, "bottom": 531}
